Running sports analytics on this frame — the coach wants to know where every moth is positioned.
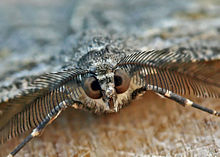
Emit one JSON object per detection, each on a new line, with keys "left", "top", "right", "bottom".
{"left": 0, "top": 41, "right": 220, "bottom": 157}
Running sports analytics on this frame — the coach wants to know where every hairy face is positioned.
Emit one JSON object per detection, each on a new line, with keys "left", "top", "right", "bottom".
{"left": 80, "top": 61, "right": 132, "bottom": 113}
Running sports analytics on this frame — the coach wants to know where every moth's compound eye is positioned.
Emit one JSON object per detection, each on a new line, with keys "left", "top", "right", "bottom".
{"left": 114, "top": 69, "right": 130, "bottom": 94}
{"left": 83, "top": 77, "right": 102, "bottom": 99}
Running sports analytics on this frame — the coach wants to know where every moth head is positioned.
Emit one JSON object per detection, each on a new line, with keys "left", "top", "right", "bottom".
{"left": 81, "top": 68, "right": 131, "bottom": 113}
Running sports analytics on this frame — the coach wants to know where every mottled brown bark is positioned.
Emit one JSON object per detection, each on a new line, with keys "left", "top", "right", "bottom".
{"left": 1, "top": 92, "right": 220, "bottom": 157}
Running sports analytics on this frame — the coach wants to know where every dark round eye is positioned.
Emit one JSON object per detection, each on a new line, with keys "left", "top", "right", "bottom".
{"left": 83, "top": 77, "right": 102, "bottom": 99}
{"left": 114, "top": 69, "right": 130, "bottom": 94}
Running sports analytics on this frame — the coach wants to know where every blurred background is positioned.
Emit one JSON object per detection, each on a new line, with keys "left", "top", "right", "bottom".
{"left": 0, "top": 0, "right": 220, "bottom": 156}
